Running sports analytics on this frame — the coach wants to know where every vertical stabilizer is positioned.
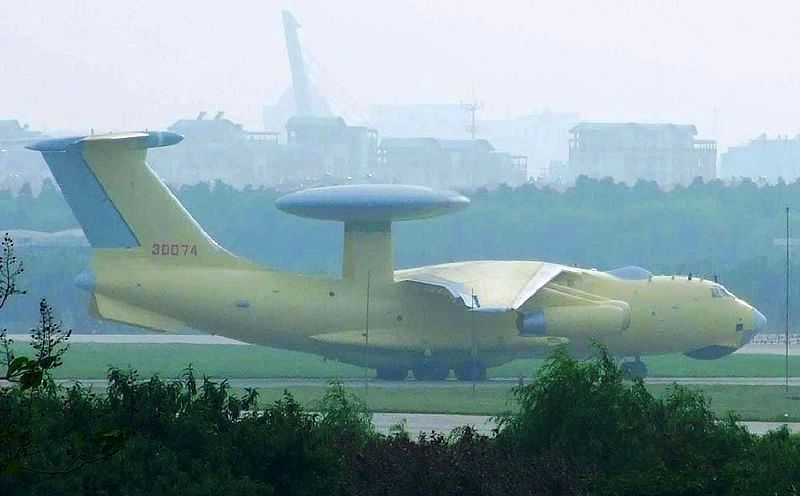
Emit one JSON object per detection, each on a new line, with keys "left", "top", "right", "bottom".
{"left": 27, "top": 132, "right": 235, "bottom": 265}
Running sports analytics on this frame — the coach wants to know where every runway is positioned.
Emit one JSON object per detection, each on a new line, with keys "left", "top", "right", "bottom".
{"left": 7, "top": 333, "right": 800, "bottom": 355}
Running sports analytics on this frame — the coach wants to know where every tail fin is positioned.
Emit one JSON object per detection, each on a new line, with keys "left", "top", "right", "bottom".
{"left": 28, "top": 131, "right": 231, "bottom": 264}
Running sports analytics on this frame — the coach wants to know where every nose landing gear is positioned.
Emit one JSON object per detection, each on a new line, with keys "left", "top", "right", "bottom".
{"left": 621, "top": 357, "right": 648, "bottom": 379}
{"left": 412, "top": 360, "right": 450, "bottom": 381}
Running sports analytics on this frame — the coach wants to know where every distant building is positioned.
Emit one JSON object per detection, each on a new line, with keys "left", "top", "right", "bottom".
{"left": 721, "top": 134, "right": 800, "bottom": 183}
{"left": 547, "top": 160, "right": 570, "bottom": 185}
{"left": 284, "top": 116, "right": 378, "bottom": 185}
{"left": 0, "top": 120, "right": 49, "bottom": 193}
{"left": 147, "top": 111, "right": 530, "bottom": 191}
{"left": 370, "top": 105, "right": 578, "bottom": 181}
{"left": 480, "top": 111, "right": 579, "bottom": 181}
{"left": 369, "top": 104, "right": 470, "bottom": 141}
{"left": 150, "top": 113, "right": 380, "bottom": 190}
{"left": 149, "top": 112, "right": 283, "bottom": 188}
{"left": 0, "top": 120, "right": 41, "bottom": 141}
{"left": 567, "top": 123, "right": 717, "bottom": 186}
{"left": 376, "top": 138, "right": 526, "bottom": 190}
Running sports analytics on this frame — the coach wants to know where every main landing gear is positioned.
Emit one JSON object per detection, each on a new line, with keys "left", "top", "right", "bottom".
{"left": 375, "top": 366, "right": 408, "bottom": 381}
{"left": 375, "top": 359, "right": 489, "bottom": 382}
{"left": 454, "top": 359, "right": 487, "bottom": 381}
{"left": 412, "top": 359, "right": 450, "bottom": 381}
{"left": 621, "top": 357, "right": 648, "bottom": 379}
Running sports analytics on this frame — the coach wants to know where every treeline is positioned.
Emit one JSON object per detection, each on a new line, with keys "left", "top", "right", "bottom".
{"left": 3, "top": 177, "right": 800, "bottom": 329}
{"left": 2, "top": 343, "right": 799, "bottom": 495}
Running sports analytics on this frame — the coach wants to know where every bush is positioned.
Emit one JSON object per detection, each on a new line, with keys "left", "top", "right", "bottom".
{"left": 2, "top": 339, "right": 799, "bottom": 495}
{"left": 495, "top": 345, "right": 800, "bottom": 495}
{"left": 342, "top": 427, "right": 582, "bottom": 496}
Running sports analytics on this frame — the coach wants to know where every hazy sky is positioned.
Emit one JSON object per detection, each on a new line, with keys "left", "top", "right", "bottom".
{"left": 2, "top": 0, "right": 800, "bottom": 150}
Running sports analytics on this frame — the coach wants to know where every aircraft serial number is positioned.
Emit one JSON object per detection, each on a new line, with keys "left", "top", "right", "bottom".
{"left": 151, "top": 243, "right": 198, "bottom": 257}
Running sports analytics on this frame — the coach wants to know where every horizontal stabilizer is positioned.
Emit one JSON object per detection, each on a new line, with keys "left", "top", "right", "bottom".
{"left": 91, "top": 293, "right": 185, "bottom": 333}
{"left": 27, "top": 131, "right": 182, "bottom": 153}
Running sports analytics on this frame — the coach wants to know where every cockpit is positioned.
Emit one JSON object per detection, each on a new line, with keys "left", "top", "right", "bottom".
{"left": 711, "top": 285, "right": 734, "bottom": 298}
{"left": 606, "top": 265, "right": 654, "bottom": 280}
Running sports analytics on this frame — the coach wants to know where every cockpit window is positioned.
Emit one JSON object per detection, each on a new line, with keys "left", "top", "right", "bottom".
{"left": 711, "top": 286, "right": 733, "bottom": 298}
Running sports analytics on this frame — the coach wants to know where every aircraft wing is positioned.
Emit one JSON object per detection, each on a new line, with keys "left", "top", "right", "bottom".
{"left": 395, "top": 261, "right": 567, "bottom": 311}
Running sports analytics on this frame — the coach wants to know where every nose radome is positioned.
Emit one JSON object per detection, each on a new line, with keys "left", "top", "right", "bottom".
{"left": 753, "top": 309, "right": 767, "bottom": 333}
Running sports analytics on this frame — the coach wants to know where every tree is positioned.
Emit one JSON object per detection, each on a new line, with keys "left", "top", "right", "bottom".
{"left": 0, "top": 233, "right": 25, "bottom": 313}
{"left": 0, "top": 235, "right": 82, "bottom": 476}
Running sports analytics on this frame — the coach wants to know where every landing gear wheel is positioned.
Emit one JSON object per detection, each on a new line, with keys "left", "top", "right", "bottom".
{"left": 454, "top": 360, "right": 487, "bottom": 381}
{"left": 376, "top": 366, "right": 408, "bottom": 381}
{"left": 621, "top": 359, "right": 648, "bottom": 379}
{"left": 412, "top": 360, "right": 450, "bottom": 381}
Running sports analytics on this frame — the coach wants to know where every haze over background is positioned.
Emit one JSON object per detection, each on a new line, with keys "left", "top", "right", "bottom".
{"left": 1, "top": 0, "right": 798, "bottom": 150}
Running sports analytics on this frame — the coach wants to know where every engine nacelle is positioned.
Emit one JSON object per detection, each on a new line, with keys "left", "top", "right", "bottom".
{"left": 516, "top": 304, "right": 630, "bottom": 336}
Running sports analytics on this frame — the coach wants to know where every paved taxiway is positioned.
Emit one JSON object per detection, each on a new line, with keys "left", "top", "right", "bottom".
{"left": 8, "top": 333, "right": 800, "bottom": 355}
{"left": 367, "top": 414, "right": 798, "bottom": 437}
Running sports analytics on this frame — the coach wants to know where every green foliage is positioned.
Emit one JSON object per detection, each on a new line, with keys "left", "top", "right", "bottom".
{"left": 0, "top": 232, "right": 26, "bottom": 313}
{"left": 2, "top": 299, "right": 72, "bottom": 390}
{"left": 341, "top": 427, "right": 582, "bottom": 496}
{"left": 315, "top": 381, "right": 375, "bottom": 450}
{"left": 0, "top": 367, "right": 341, "bottom": 495}
{"left": 2, "top": 344, "right": 800, "bottom": 494}
{"left": 730, "top": 426, "right": 800, "bottom": 495}
{"left": 496, "top": 345, "right": 800, "bottom": 495}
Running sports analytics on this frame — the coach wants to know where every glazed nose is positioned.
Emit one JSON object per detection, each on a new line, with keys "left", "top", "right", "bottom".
{"left": 753, "top": 309, "right": 767, "bottom": 333}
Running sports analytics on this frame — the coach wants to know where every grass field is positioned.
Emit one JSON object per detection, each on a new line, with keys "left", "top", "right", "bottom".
{"left": 10, "top": 342, "right": 799, "bottom": 380}
{"left": 7, "top": 342, "right": 800, "bottom": 421}
{"left": 241, "top": 383, "right": 800, "bottom": 421}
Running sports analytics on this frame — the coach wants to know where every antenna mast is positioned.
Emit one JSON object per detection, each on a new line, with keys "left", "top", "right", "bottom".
{"left": 461, "top": 90, "right": 482, "bottom": 141}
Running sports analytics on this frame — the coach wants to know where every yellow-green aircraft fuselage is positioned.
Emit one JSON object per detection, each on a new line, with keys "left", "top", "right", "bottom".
{"left": 29, "top": 132, "right": 766, "bottom": 380}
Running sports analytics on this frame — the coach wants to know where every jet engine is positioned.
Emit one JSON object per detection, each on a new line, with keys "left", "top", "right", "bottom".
{"left": 516, "top": 303, "right": 630, "bottom": 337}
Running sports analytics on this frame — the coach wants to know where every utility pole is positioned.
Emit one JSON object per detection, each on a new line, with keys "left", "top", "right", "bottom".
{"left": 364, "top": 270, "right": 371, "bottom": 399}
{"left": 461, "top": 90, "right": 482, "bottom": 141}
{"left": 786, "top": 207, "right": 790, "bottom": 394}
{"left": 471, "top": 287, "right": 476, "bottom": 397}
